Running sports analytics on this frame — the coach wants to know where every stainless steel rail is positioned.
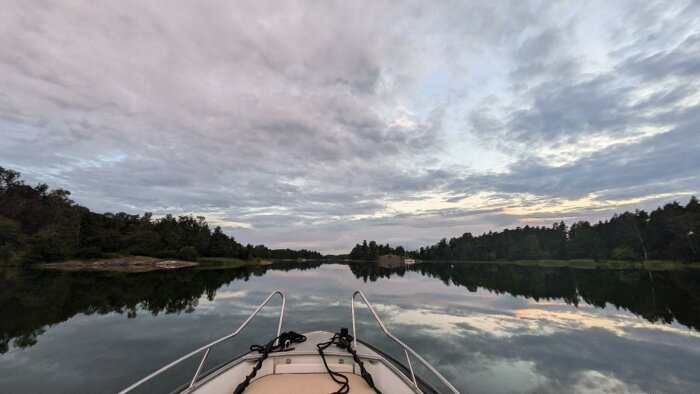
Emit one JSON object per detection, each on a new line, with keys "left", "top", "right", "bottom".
{"left": 351, "top": 290, "right": 459, "bottom": 394}
{"left": 119, "top": 290, "right": 286, "bottom": 393}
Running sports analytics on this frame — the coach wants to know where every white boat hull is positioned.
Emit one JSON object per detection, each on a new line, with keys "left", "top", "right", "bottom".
{"left": 188, "top": 331, "right": 419, "bottom": 393}
{"left": 120, "top": 291, "right": 457, "bottom": 393}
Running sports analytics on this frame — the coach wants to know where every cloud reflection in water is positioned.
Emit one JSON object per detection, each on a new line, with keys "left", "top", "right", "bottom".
{"left": 1, "top": 262, "right": 699, "bottom": 393}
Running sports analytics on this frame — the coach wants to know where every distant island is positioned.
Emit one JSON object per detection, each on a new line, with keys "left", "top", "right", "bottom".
{"left": 1, "top": 165, "right": 698, "bottom": 267}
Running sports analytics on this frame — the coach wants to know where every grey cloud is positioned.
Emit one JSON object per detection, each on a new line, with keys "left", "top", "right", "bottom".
{"left": 477, "top": 122, "right": 700, "bottom": 198}
{"left": 1, "top": 1, "right": 699, "bottom": 252}
{"left": 471, "top": 2, "right": 700, "bottom": 153}
{"left": 622, "top": 33, "right": 700, "bottom": 79}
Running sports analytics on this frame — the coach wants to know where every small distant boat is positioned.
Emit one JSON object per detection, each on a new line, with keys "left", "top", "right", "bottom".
{"left": 120, "top": 291, "right": 458, "bottom": 394}
{"left": 404, "top": 251, "right": 416, "bottom": 265}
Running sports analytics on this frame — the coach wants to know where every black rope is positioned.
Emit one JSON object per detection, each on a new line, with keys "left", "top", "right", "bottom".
{"left": 317, "top": 336, "right": 351, "bottom": 394}
{"left": 317, "top": 328, "right": 382, "bottom": 394}
{"left": 233, "top": 331, "right": 306, "bottom": 394}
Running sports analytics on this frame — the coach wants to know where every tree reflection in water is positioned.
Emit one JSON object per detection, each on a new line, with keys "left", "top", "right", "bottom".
{"left": 1, "top": 261, "right": 698, "bottom": 354}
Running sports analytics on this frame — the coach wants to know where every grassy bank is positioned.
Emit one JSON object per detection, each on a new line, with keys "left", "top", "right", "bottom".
{"left": 420, "top": 259, "right": 700, "bottom": 270}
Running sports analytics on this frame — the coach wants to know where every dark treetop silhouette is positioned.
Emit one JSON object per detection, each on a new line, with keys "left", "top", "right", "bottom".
{"left": 0, "top": 166, "right": 321, "bottom": 264}
{"left": 2, "top": 165, "right": 698, "bottom": 264}
{"left": 349, "top": 197, "right": 699, "bottom": 262}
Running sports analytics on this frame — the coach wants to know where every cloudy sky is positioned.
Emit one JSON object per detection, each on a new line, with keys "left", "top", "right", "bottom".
{"left": 2, "top": 1, "right": 699, "bottom": 253}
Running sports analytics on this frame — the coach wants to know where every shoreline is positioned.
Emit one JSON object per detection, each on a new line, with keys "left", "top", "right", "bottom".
{"left": 35, "top": 256, "right": 273, "bottom": 272}
{"left": 37, "top": 256, "right": 198, "bottom": 273}
{"left": 417, "top": 259, "right": 700, "bottom": 270}
{"left": 27, "top": 257, "right": 700, "bottom": 273}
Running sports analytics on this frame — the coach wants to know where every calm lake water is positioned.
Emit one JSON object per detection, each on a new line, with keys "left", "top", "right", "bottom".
{"left": 1, "top": 262, "right": 699, "bottom": 393}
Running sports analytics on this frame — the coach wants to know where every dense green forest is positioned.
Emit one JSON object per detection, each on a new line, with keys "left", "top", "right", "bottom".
{"left": 3, "top": 165, "right": 698, "bottom": 264}
{"left": 0, "top": 167, "right": 322, "bottom": 264}
{"left": 351, "top": 197, "right": 699, "bottom": 262}
{"left": 348, "top": 240, "right": 407, "bottom": 261}
{"left": 418, "top": 197, "right": 699, "bottom": 262}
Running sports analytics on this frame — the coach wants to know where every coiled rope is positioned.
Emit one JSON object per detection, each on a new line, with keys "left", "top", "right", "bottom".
{"left": 233, "top": 331, "right": 307, "bottom": 394}
{"left": 317, "top": 328, "right": 382, "bottom": 394}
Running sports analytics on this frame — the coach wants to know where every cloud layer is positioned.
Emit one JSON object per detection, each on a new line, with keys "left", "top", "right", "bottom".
{"left": 1, "top": 1, "right": 698, "bottom": 252}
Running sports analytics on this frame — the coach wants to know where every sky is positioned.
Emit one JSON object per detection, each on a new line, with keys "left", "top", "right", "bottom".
{"left": 1, "top": 1, "right": 699, "bottom": 254}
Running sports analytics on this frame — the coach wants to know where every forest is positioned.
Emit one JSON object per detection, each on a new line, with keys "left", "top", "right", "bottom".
{"left": 3, "top": 164, "right": 698, "bottom": 265}
{"left": 0, "top": 166, "right": 321, "bottom": 264}
{"left": 347, "top": 241, "right": 407, "bottom": 261}
{"left": 350, "top": 196, "right": 699, "bottom": 262}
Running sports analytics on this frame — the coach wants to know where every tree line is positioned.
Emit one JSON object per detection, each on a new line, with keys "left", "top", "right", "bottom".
{"left": 0, "top": 166, "right": 321, "bottom": 264}
{"left": 349, "top": 197, "right": 699, "bottom": 262}
{"left": 348, "top": 240, "right": 407, "bottom": 261}
{"left": 417, "top": 197, "right": 699, "bottom": 262}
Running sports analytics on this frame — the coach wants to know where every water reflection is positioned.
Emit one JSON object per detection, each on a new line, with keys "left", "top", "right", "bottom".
{"left": 356, "top": 262, "right": 700, "bottom": 330}
{"left": 2, "top": 261, "right": 699, "bottom": 355}
{"left": 0, "top": 261, "right": 323, "bottom": 354}
{"left": 1, "top": 262, "right": 699, "bottom": 393}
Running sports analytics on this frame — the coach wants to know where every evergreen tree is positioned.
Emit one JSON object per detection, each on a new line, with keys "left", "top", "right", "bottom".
{"left": 0, "top": 167, "right": 321, "bottom": 264}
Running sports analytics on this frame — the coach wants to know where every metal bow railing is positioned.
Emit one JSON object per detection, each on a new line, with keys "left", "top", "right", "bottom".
{"left": 351, "top": 290, "right": 459, "bottom": 394}
{"left": 119, "top": 290, "right": 286, "bottom": 393}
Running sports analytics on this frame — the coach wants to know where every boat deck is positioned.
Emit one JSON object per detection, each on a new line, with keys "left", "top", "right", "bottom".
{"left": 190, "top": 331, "right": 415, "bottom": 394}
{"left": 246, "top": 373, "right": 375, "bottom": 393}
{"left": 119, "top": 291, "right": 458, "bottom": 394}
{"left": 238, "top": 330, "right": 382, "bottom": 364}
